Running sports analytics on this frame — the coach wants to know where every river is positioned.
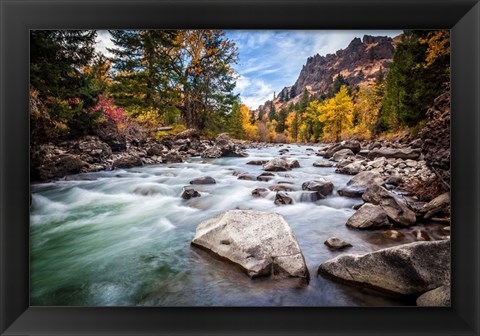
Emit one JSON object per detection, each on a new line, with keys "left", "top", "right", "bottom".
{"left": 30, "top": 144, "right": 442, "bottom": 306}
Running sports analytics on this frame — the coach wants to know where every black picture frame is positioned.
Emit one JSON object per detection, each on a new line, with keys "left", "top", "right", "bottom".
{"left": 1, "top": 0, "right": 479, "bottom": 335}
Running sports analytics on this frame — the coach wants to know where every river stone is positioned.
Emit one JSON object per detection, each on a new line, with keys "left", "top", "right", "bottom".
{"left": 332, "top": 149, "right": 355, "bottom": 162}
{"left": 302, "top": 177, "right": 334, "bottom": 196}
{"left": 324, "top": 237, "right": 352, "bottom": 250}
{"left": 336, "top": 161, "right": 362, "bottom": 175}
{"left": 38, "top": 154, "right": 85, "bottom": 181}
{"left": 346, "top": 204, "right": 390, "bottom": 229}
{"left": 299, "top": 191, "right": 324, "bottom": 202}
{"left": 190, "top": 176, "right": 216, "bottom": 185}
{"left": 362, "top": 184, "right": 416, "bottom": 226}
{"left": 383, "top": 229, "right": 405, "bottom": 240}
{"left": 202, "top": 133, "right": 247, "bottom": 158}
{"left": 416, "top": 285, "right": 450, "bottom": 307}
{"left": 181, "top": 186, "right": 201, "bottom": 200}
{"left": 237, "top": 173, "right": 256, "bottom": 181}
{"left": 289, "top": 159, "right": 300, "bottom": 168}
{"left": 269, "top": 184, "right": 296, "bottom": 192}
{"left": 324, "top": 140, "right": 361, "bottom": 158}
{"left": 313, "top": 160, "right": 334, "bottom": 168}
{"left": 368, "top": 147, "right": 421, "bottom": 160}
{"left": 263, "top": 157, "right": 291, "bottom": 171}
{"left": 274, "top": 191, "right": 294, "bottom": 205}
{"left": 338, "top": 171, "right": 384, "bottom": 198}
{"left": 421, "top": 192, "right": 450, "bottom": 219}
{"left": 112, "top": 154, "right": 143, "bottom": 169}
{"left": 191, "top": 210, "right": 309, "bottom": 279}
{"left": 247, "top": 160, "right": 269, "bottom": 165}
{"left": 252, "top": 188, "right": 269, "bottom": 198}
{"left": 163, "top": 150, "right": 184, "bottom": 163}
{"left": 318, "top": 240, "right": 450, "bottom": 296}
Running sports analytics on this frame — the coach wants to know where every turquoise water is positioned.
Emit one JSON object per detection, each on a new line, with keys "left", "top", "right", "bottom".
{"left": 30, "top": 145, "right": 437, "bottom": 306}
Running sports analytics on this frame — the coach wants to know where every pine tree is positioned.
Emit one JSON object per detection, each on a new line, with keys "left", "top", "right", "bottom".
{"left": 268, "top": 103, "right": 276, "bottom": 121}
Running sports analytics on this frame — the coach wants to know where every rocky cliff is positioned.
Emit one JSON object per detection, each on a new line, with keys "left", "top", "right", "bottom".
{"left": 257, "top": 34, "right": 400, "bottom": 113}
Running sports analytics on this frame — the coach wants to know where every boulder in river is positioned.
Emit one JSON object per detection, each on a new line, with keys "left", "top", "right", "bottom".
{"left": 256, "top": 172, "right": 275, "bottom": 182}
{"left": 338, "top": 171, "right": 384, "bottom": 198}
{"left": 332, "top": 148, "right": 355, "bottom": 162}
{"left": 38, "top": 154, "right": 85, "bottom": 181}
{"left": 247, "top": 160, "right": 269, "bottom": 165}
{"left": 301, "top": 177, "right": 334, "bottom": 196}
{"left": 368, "top": 147, "right": 421, "bottom": 160}
{"left": 251, "top": 188, "right": 270, "bottom": 198}
{"left": 181, "top": 186, "right": 201, "bottom": 200}
{"left": 318, "top": 240, "right": 450, "bottom": 296}
{"left": 345, "top": 203, "right": 390, "bottom": 229}
{"left": 313, "top": 160, "right": 334, "bottom": 168}
{"left": 421, "top": 192, "right": 450, "bottom": 219}
{"left": 324, "top": 140, "right": 361, "bottom": 158}
{"left": 191, "top": 210, "right": 309, "bottom": 280}
{"left": 274, "top": 191, "right": 294, "bottom": 205}
{"left": 362, "top": 184, "right": 416, "bottom": 226}
{"left": 324, "top": 237, "right": 352, "bottom": 250}
{"left": 190, "top": 176, "right": 216, "bottom": 185}
{"left": 335, "top": 161, "right": 363, "bottom": 175}
{"left": 263, "top": 157, "right": 299, "bottom": 172}
{"left": 112, "top": 154, "right": 143, "bottom": 169}
{"left": 202, "top": 133, "right": 247, "bottom": 158}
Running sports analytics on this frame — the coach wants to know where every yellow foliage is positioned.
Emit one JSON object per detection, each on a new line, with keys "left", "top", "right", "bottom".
{"left": 419, "top": 30, "right": 450, "bottom": 68}
{"left": 352, "top": 85, "right": 382, "bottom": 139}
{"left": 318, "top": 86, "right": 354, "bottom": 141}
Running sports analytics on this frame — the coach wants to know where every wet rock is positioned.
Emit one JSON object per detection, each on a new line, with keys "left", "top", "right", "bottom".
{"left": 383, "top": 230, "right": 405, "bottom": 240}
{"left": 362, "top": 184, "right": 416, "bottom": 226}
{"left": 112, "top": 154, "right": 143, "bottom": 169}
{"left": 38, "top": 154, "right": 85, "bottom": 181}
{"left": 385, "top": 175, "right": 403, "bottom": 186}
{"left": 202, "top": 133, "right": 247, "bottom": 158}
{"left": 247, "top": 160, "right": 269, "bottom": 165}
{"left": 324, "top": 237, "right": 352, "bottom": 250}
{"left": 412, "top": 230, "right": 431, "bottom": 241}
{"left": 174, "top": 128, "right": 200, "bottom": 141}
{"left": 318, "top": 240, "right": 450, "bottom": 296}
{"left": 288, "top": 159, "right": 301, "bottom": 169}
{"left": 75, "top": 136, "right": 112, "bottom": 163}
{"left": 256, "top": 172, "right": 275, "bottom": 182}
{"left": 335, "top": 161, "right": 362, "bottom": 175}
{"left": 278, "top": 148, "right": 289, "bottom": 154}
{"left": 302, "top": 177, "right": 334, "bottom": 196}
{"left": 416, "top": 285, "right": 450, "bottom": 307}
{"left": 324, "top": 140, "right": 361, "bottom": 158}
{"left": 146, "top": 143, "right": 164, "bottom": 157}
{"left": 263, "top": 157, "right": 296, "bottom": 171}
{"left": 190, "top": 176, "right": 216, "bottom": 185}
{"left": 313, "top": 160, "right": 334, "bottom": 168}
{"left": 191, "top": 210, "right": 309, "bottom": 279}
{"left": 332, "top": 149, "right": 355, "bottom": 162}
{"left": 181, "top": 186, "right": 201, "bottom": 200}
{"left": 269, "top": 184, "right": 296, "bottom": 192}
{"left": 237, "top": 173, "right": 256, "bottom": 181}
{"left": 274, "top": 191, "right": 294, "bottom": 205}
{"left": 252, "top": 188, "right": 269, "bottom": 198}
{"left": 163, "top": 150, "right": 184, "bottom": 163}
{"left": 368, "top": 147, "right": 421, "bottom": 160}
{"left": 346, "top": 203, "right": 390, "bottom": 229}
{"left": 421, "top": 192, "right": 450, "bottom": 219}
{"left": 338, "top": 171, "right": 384, "bottom": 198}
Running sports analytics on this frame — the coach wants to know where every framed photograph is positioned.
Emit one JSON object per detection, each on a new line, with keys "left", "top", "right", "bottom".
{"left": 1, "top": 0, "right": 479, "bottom": 335}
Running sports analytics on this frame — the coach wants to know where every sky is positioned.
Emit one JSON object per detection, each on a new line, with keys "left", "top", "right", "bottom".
{"left": 95, "top": 30, "right": 402, "bottom": 110}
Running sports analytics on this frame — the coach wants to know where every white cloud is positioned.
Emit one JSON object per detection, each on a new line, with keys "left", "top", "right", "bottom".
{"left": 95, "top": 30, "right": 114, "bottom": 57}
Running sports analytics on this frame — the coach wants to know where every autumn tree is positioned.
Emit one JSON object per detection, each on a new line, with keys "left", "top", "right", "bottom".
{"left": 318, "top": 85, "right": 354, "bottom": 141}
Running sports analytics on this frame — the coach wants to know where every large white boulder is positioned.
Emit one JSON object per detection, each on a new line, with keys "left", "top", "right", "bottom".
{"left": 191, "top": 210, "right": 309, "bottom": 280}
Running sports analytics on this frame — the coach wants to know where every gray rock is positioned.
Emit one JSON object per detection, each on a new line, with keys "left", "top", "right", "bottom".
{"left": 302, "top": 177, "right": 334, "bottom": 196}
{"left": 181, "top": 186, "right": 201, "bottom": 200}
{"left": 190, "top": 176, "right": 216, "bottom": 185}
{"left": 318, "top": 240, "right": 450, "bottom": 296}
{"left": 346, "top": 203, "right": 390, "bottom": 229}
{"left": 299, "top": 191, "right": 324, "bottom": 202}
{"left": 416, "top": 285, "right": 450, "bottom": 307}
{"left": 191, "top": 210, "right": 309, "bottom": 279}
{"left": 332, "top": 148, "right": 355, "bottom": 162}
{"left": 274, "top": 191, "right": 294, "bottom": 205}
{"left": 421, "top": 192, "right": 450, "bottom": 219}
{"left": 383, "top": 229, "right": 405, "bottom": 240}
{"left": 252, "top": 188, "right": 269, "bottom": 198}
{"left": 247, "top": 160, "right": 269, "bottom": 165}
{"left": 338, "top": 171, "right": 384, "bottom": 198}
{"left": 237, "top": 173, "right": 256, "bottom": 181}
{"left": 256, "top": 172, "right": 275, "bottom": 182}
{"left": 336, "top": 161, "right": 362, "bottom": 175}
{"left": 362, "top": 184, "right": 416, "bottom": 226}
{"left": 324, "top": 140, "right": 361, "bottom": 158}
{"left": 263, "top": 157, "right": 294, "bottom": 171}
{"left": 386, "top": 175, "right": 403, "bottom": 186}
{"left": 313, "top": 160, "right": 334, "bottom": 168}
{"left": 38, "top": 154, "right": 86, "bottom": 181}
{"left": 324, "top": 237, "right": 352, "bottom": 250}
{"left": 368, "top": 147, "right": 421, "bottom": 160}
{"left": 113, "top": 154, "right": 142, "bottom": 169}
{"left": 163, "top": 150, "right": 184, "bottom": 163}
{"left": 269, "top": 184, "right": 296, "bottom": 192}
{"left": 202, "top": 133, "right": 247, "bottom": 158}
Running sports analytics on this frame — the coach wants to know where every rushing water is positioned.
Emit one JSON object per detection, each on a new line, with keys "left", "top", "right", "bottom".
{"left": 30, "top": 144, "right": 444, "bottom": 306}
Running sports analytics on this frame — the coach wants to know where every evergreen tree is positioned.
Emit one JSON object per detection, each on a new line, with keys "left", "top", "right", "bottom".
{"left": 276, "top": 107, "right": 288, "bottom": 133}
{"left": 228, "top": 100, "right": 244, "bottom": 138}
{"left": 30, "top": 30, "right": 100, "bottom": 135}
{"left": 268, "top": 103, "right": 276, "bottom": 121}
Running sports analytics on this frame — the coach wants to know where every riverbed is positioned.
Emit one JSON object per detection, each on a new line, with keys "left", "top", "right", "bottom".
{"left": 30, "top": 144, "right": 443, "bottom": 306}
